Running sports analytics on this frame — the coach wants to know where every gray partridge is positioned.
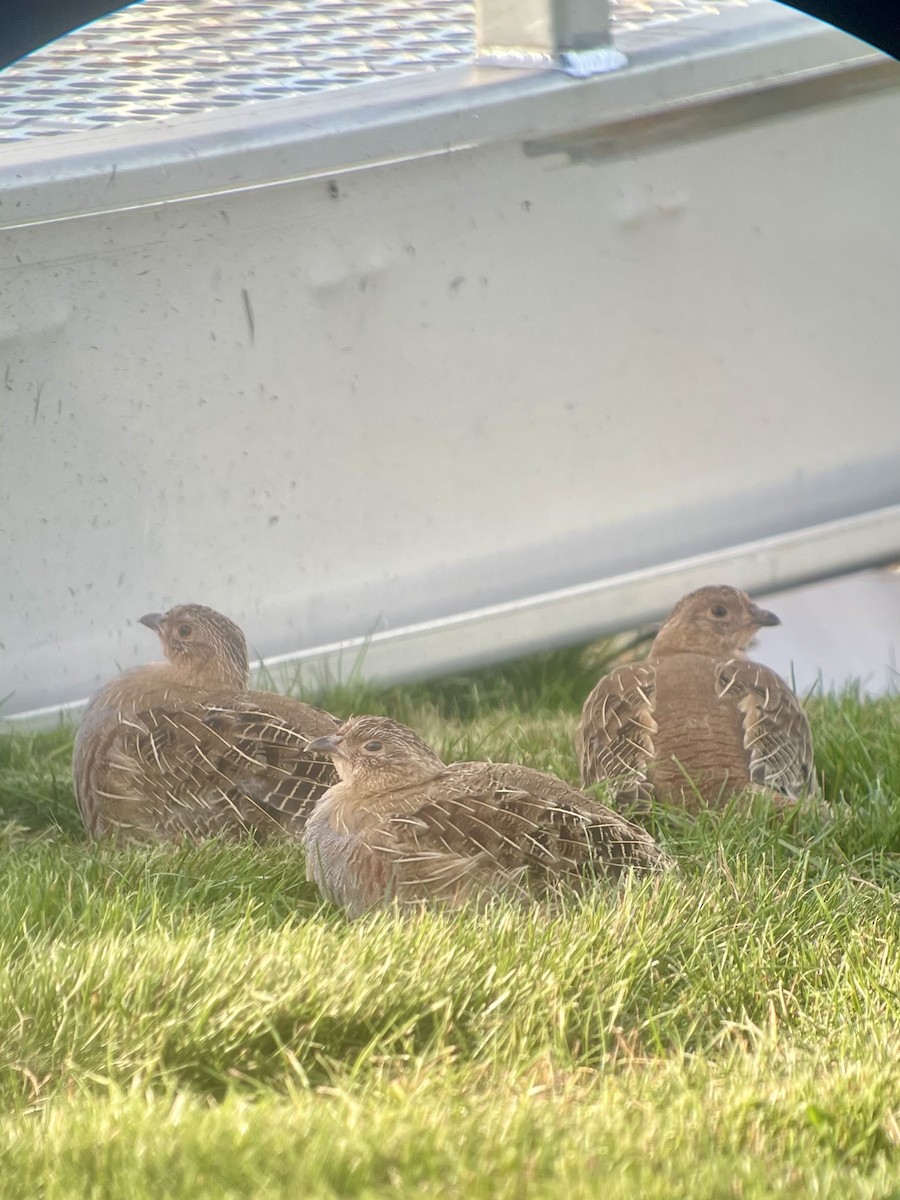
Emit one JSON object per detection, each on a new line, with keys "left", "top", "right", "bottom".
{"left": 73, "top": 604, "right": 339, "bottom": 843}
{"left": 576, "top": 585, "right": 816, "bottom": 812}
{"left": 303, "top": 715, "right": 669, "bottom": 917}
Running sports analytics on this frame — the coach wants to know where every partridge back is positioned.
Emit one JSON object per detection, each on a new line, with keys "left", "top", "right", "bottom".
{"left": 74, "top": 680, "right": 338, "bottom": 843}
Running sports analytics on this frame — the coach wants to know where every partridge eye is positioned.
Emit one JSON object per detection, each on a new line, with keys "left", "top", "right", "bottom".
{"left": 710, "top": 605, "right": 728, "bottom": 619}
{"left": 177, "top": 623, "right": 193, "bottom": 638}
{"left": 363, "top": 740, "right": 384, "bottom": 753}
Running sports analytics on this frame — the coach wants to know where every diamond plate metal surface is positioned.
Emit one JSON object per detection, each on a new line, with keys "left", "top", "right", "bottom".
{"left": 0, "top": 0, "right": 754, "bottom": 143}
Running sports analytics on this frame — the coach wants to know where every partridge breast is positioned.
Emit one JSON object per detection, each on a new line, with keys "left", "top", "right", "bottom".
{"left": 649, "top": 653, "right": 750, "bottom": 807}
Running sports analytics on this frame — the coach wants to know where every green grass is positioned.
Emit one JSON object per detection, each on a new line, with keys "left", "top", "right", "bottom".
{"left": 1, "top": 645, "right": 899, "bottom": 1197}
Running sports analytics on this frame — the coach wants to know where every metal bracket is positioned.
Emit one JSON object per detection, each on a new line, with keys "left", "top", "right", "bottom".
{"left": 476, "top": 0, "right": 627, "bottom": 75}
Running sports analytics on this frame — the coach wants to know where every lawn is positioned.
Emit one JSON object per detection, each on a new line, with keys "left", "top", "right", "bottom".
{"left": 1, "top": 645, "right": 899, "bottom": 1198}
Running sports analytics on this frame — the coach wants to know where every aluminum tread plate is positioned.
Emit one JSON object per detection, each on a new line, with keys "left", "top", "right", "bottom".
{"left": 0, "top": 0, "right": 755, "bottom": 143}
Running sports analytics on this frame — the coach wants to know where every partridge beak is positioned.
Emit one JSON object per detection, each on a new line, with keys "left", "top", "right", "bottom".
{"left": 307, "top": 734, "right": 344, "bottom": 756}
{"left": 750, "top": 603, "right": 780, "bottom": 628}
{"left": 138, "top": 612, "right": 164, "bottom": 632}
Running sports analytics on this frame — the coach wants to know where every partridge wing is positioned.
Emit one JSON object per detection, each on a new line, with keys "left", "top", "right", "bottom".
{"left": 199, "top": 696, "right": 339, "bottom": 823}
{"left": 370, "top": 764, "right": 666, "bottom": 903}
{"left": 575, "top": 663, "right": 657, "bottom": 805}
{"left": 98, "top": 698, "right": 338, "bottom": 839}
{"left": 716, "top": 660, "right": 816, "bottom": 799}
{"left": 483, "top": 764, "right": 667, "bottom": 877}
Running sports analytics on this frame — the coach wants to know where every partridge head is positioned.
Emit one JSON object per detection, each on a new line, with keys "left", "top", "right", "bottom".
{"left": 139, "top": 603, "right": 250, "bottom": 691}
{"left": 308, "top": 715, "right": 444, "bottom": 790}
{"left": 650, "top": 585, "right": 780, "bottom": 658}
